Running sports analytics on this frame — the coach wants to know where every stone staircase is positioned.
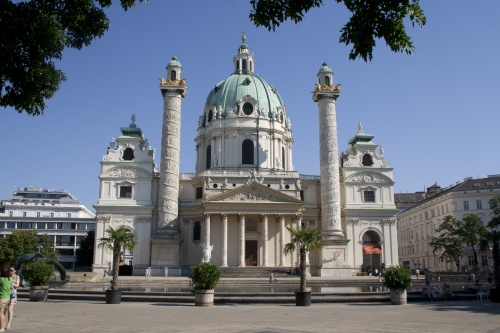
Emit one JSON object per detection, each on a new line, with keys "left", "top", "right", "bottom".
{"left": 219, "top": 267, "right": 294, "bottom": 278}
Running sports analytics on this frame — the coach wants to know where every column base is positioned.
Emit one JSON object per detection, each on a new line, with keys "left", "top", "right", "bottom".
{"left": 318, "top": 238, "right": 351, "bottom": 277}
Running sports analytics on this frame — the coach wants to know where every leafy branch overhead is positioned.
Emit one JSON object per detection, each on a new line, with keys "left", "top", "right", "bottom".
{"left": 249, "top": 0, "right": 426, "bottom": 61}
{"left": 1, "top": 0, "right": 425, "bottom": 116}
{"left": 0, "top": 0, "right": 146, "bottom": 116}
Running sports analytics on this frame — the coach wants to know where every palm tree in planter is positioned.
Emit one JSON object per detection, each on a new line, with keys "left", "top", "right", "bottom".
{"left": 98, "top": 226, "right": 136, "bottom": 304}
{"left": 283, "top": 227, "right": 323, "bottom": 306}
{"left": 382, "top": 266, "right": 413, "bottom": 305}
{"left": 189, "top": 262, "right": 221, "bottom": 306}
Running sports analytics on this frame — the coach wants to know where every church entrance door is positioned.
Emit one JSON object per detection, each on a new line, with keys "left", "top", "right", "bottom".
{"left": 245, "top": 240, "right": 258, "bottom": 266}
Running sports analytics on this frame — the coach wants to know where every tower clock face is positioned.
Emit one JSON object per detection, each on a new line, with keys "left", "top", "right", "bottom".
{"left": 242, "top": 102, "right": 253, "bottom": 115}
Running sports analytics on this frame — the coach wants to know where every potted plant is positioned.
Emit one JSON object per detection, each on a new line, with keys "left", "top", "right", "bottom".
{"left": 24, "top": 261, "right": 54, "bottom": 302}
{"left": 283, "top": 227, "right": 323, "bottom": 306}
{"left": 98, "top": 226, "right": 136, "bottom": 304}
{"left": 382, "top": 265, "right": 413, "bottom": 305}
{"left": 189, "top": 262, "right": 221, "bottom": 306}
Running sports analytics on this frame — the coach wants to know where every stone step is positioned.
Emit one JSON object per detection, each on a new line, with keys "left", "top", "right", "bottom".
{"left": 219, "top": 267, "right": 295, "bottom": 278}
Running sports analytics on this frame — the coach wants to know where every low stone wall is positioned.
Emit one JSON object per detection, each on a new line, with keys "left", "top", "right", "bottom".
{"left": 52, "top": 271, "right": 98, "bottom": 282}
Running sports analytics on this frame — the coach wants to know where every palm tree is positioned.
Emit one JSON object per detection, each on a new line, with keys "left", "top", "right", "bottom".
{"left": 283, "top": 227, "right": 323, "bottom": 293}
{"left": 98, "top": 226, "right": 136, "bottom": 291}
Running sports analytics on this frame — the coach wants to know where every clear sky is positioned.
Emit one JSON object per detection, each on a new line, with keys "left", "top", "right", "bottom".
{"left": 2, "top": 0, "right": 499, "bottom": 212}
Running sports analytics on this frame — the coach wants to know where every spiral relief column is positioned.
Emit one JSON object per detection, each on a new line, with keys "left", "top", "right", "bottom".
{"left": 312, "top": 63, "right": 343, "bottom": 239}
{"left": 158, "top": 56, "right": 186, "bottom": 235}
{"left": 151, "top": 57, "right": 186, "bottom": 276}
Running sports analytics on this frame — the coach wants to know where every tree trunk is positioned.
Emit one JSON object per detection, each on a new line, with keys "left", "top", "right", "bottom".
{"left": 493, "top": 240, "right": 500, "bottom": 286}
{"left": 299, "top": 248, "right": 306, "bottom": 292}
{"left": 111, "top": 243, "right": 120, "bottom": 291}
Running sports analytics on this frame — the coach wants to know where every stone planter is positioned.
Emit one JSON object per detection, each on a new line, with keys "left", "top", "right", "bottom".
{"left": 295, "top": 291, "right": 311, "bottom": 306}
{"left": 390, "top": 289, "right": 407, "bottom": 305}
{"left": 194, "top": 289, "right": 214, "bottom": 306}
{"left": 105, "top": 289, "right": 122, "bottom": 304}
{"left": 30, "top": 286, "right": 49, "bottom": 302}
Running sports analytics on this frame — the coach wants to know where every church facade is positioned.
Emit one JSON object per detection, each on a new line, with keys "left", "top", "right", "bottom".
{"left": 92, "top": 36, "right": 399, "bottom": 277}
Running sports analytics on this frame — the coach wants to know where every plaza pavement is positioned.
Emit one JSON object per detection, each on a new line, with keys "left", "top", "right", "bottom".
{"left": 8, "top": 298, "right": 500, "bottom": 333}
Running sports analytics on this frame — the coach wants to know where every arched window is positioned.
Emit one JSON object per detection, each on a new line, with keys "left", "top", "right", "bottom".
{"left": 193, "top": 221, "right": 201, "bottom": 241}
{"left": 242, "top": 59, "right": 247, "bottom": 72}
{"left": 170, "top": 70, "right": 176, "bottom": 81}
{"left": 206, "top": 145, "right": 212, "bottom": 169}
{"left": 242, "top": 139, "right": 254, "bottom": 164}
{"left": 325, "top": 76, "right": 330, "bottom": 85}
{"left": 122, "top": 148, "right": 134, "bottom": 161}
{"left": 362, "top": 153, "right": 373, "bottom": 166}
{"left": 281, "top": 147, "right": 285, "bottom": 170}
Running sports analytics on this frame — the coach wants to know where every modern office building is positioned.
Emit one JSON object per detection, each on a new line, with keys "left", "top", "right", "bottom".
{"left": 0, "top": 187, "right": 96, "bottom": 270}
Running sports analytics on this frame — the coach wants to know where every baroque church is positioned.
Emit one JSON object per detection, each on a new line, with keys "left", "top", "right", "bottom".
{"left": 92, "top": 36, "right": 399, "bottom": 277}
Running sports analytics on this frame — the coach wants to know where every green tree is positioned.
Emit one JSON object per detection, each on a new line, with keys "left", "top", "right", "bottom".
{"left": 98, "top": 227, "right": 136, "bottom": 290}
{"left": 0, "top": 230, "right": 58, "bottom": 266}
{"left": 461, "top": 215, "right": 487, "bottom": 267}
{"left": 283, "top": 227, "right": 323, "bottom": 292}
{"left": 249, "top": 0, "right": 426, "bottom": 61}
{"left": 75, "top": 230, "right": 95, "bottom": 269}
{"left": 0, "top": 0, "right": 145, "bottom": 116}
{"left": 487, "top": 195, "right": 500, "bottom": 286}
{"left": 429, "top": 216, "right": 464, "bottom": 272}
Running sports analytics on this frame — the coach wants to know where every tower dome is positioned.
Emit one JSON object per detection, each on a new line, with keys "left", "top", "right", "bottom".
{"left": 195, "top": 35, "right": 293, "bottom": 173}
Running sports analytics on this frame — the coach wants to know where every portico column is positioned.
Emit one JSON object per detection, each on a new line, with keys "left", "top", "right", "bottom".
{"left": 262, "top": 214, "right": 269, "bottom": 267}
{"left": 293, "top": 214, "right": 302, "bottom": 267}
{"left": 221, "top": 213, "right": 228, "bottom": 267}
{"left": 204, "top": 213, "right": 211, "bottom": 246}
{"left": 279, "top": 214, "right": 285, "bottom": 266}
{"left": 238, "top": 214, "right": 246, "bottom": 267}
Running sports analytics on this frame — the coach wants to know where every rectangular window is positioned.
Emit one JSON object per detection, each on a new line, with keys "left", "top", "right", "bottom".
{"left": 87, "top": 224, "right": 95, "bottom": 231}
{"left": 58, "top": 249, "right": 75, "bottom": 256}
{"left": 119, "top": 186, "right": 132, "bottom": 198}
{"left": 76, "top": 236, "right": 85, "bottom": 245}
{"left": 50, "top": 212, "right": 54, "bottom": 218}
{"left": 47, "top": 222, "right": 56, "bottom": 229}
{"left": 195, "top": 187, "right": 203, "bottom": 199}
{"left": 9, "top": 211, "right": 13, "bottom": 217}
{"left": 22, "top": 212, "right": 27, "bottom": 217}
{"left": 363, "top": 191, "right": 375, "bottom": 202}
{"left": 476, "top": 200, "right": 482, "bottom": 210}
{"left": 425, "top": 212, "right": 428, "bottom": 220}
{"left": 464, "top": 201, "right": 469, "bottom": 211}
{"left": 468, "top": 256, "right": 474, "bottom": 266}
{"left": 37, "top": 212, "right": 40, "bottom": 217}
{"left": 56, "top": 235, "right": 75, "bottom": 246}
{"left": 431, "top": 209, "right": 435, "bottom": 217}
{"left": 7, "top": 222, "right": 15, "bottom": 229}
{"left": 67, "top": 213, "right": 71, "bottom": 218}
{"left": 446, "top": 204, "right": 449, "bottom": 213}
{"left": 77, "top": 223, "right": 87, "bottom": 230}
{"left": 481, "top": 255, "right": 488, "bottom": 267}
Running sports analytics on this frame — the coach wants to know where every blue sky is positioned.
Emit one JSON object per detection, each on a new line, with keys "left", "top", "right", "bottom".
{"left": 2, "top": 0, "right": 499, "bottom": 212}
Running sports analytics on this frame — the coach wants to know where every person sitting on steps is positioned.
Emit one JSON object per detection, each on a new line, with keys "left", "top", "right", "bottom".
{"left": 269, "top": 273, "right": 279, "bottom": 283}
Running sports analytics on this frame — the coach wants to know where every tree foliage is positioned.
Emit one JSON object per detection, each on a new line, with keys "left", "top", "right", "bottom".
{"left": 487, "top": 195, "right": 500, "bottom": 285}
{"left": 430, "top": 215, "right": 488, "bottom": 272}
{"left": 75, "top": 230, "right": 95, "bottom": 269}
{"left": 283, "top": 227, "right": 323, "bottom": 292}
{"left": 99, "top": 226, "right": 136, "bottom": 290}
{"left": 0, "top": 0, "right": 146, "bottom": 116}
{"left": 0, "top": 230, "right": 58, "bottom": 266}
{"left": 249, "top": 0, "right": 426, "bottom": 61}
{"left": 429, "top": 216, "right": 465, "bottom": 272}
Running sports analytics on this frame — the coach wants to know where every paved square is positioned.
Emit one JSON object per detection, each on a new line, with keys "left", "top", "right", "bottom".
{"left": 7, "top": 299, "right": 500, "bottom": 333}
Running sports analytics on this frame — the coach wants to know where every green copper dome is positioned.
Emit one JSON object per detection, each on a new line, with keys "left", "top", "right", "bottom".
{"left": 167, "top": 56, "right": 182, "bottom": 69}
{"left": 205, "top": 73, "right": 284, "bottom": 114}
{"left": 318, "top": 62, "right": 332, "bottom": 73}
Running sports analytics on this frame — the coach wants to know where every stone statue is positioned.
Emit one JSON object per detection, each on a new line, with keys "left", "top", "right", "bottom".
{"left": 222, "top": 178, "right": 228, "bottom": 189}
{"left": 205, "top": 177, "right": 212, "bottom": 189}
{"left": 295, "top": 178, "right": 301, "bottom": 190}
{"left": 275, "top": 157, "right": 281, "bottom": 169}
{"left": 201, "top": 243, "right": 213, "bottom": 263}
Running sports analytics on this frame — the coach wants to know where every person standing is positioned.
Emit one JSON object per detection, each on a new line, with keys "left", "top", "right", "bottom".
{"left": 6, "top": 267, "right": 19, "bottom": 330}
{"left": 144, "top": 267, "right": 150, "bottom": 280}
{"left": 415, "top": 268, "right": 420, "bottom": 280}
{"left": 0, "top": 267, "right": 12, "bottom": 332}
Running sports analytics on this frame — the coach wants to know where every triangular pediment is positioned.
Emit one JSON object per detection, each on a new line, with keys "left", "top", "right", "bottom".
{"left": 205, "top": 182, "right": 302, "bottom": 204}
